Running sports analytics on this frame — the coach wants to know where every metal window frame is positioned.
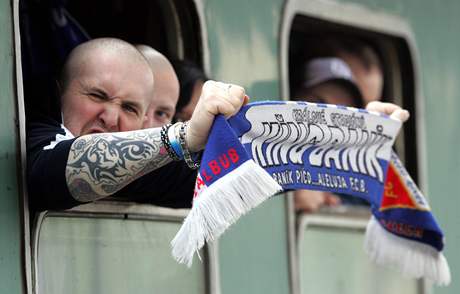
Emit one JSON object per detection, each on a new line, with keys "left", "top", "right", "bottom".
{"left": 279, "top": 1, "right": 427, "bottom": 294}
{"left": 12, "top": 0, "right": 33, "bottom": 293}
{"left": 166, "top": 0, "right": 211, "bottom": 75}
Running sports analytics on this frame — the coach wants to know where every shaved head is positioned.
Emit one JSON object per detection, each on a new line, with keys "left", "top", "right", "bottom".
{"left": 61, "top": 38, "right": 154, "bottom": 95}
{"left": 136, "top": 45, "right": 177, "bottom": 83}
{"left": 136, "top": 45, "right": 179, "bottom": 128}
{"left": 60, "top": 38, "right": 155, "bottom": 136}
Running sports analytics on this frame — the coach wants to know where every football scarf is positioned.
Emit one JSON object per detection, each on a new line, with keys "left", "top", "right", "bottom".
{"left": 171, "top": 101, "right": 450, "bottom": 285}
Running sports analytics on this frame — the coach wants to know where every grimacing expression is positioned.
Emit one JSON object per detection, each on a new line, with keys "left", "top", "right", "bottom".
{"left": 61, "top": 52, "right": 154, "bottom": 136}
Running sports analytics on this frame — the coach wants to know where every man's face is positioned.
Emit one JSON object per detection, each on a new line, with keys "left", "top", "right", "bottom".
{"left": 61, "top": 52, "right": 154, "bottom": 136}
{"left": 143, "top": 71, "right": 179, "bottom": 128}
{"left": 339, "top": 52, "right": 383, "bottom": 104}
{"left": 295, "top": 82, "right": 357, "bottom": 107}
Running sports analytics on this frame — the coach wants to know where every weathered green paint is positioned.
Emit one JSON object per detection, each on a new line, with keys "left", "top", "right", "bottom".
{"left": 1, "top": 0, "right": 458, "bottom": 293}
{"left": 0, "top": 1, "right": 23, "bottom": 293}
{"left": 205, "top": 0, "right": 290, "bottom": 293}
{"left": 205, "top": 0, "right": 282, "bottom": 95}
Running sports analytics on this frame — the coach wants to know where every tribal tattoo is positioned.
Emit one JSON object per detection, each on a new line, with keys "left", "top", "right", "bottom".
{"left": 66, "top": 128, "right": 171, "bottom": 202}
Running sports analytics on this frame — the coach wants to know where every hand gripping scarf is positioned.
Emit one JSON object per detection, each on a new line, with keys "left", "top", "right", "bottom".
{"left": 171, "top": 101, "right": 451, "bottom": 285}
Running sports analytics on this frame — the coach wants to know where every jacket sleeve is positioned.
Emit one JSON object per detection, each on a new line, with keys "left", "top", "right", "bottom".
{"left": 27, "top": 117, "right": 196, "bottom": 211}
{"left": 115, "top": 161, "right": 196, "bottom": 209}
{"left": 27, "top": 118, "right": 83, "bottom": 211}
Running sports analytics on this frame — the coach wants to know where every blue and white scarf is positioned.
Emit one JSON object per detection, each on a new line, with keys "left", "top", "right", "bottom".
{"left": 171, "top": 101, "right": 450, "bottom": 285}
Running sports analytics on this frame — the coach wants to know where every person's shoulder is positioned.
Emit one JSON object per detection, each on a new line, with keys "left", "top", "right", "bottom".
{"left": 26, "top": 112, "right": 62, "bottom": 130}
{"left": 26, "top": 111, "right": 74, "bottom": 151}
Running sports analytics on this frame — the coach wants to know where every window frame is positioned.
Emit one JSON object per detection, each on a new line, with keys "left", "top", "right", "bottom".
{"left": 296, "top": 211, "right": 423, "bottom": 294}
{"left": 32, "top": 202, "right": 220, "bottom": 294}
{"left": 13, "top": 0, "right": 215, "bottom": 293}
{"left": 279, "top": 1, "right": 427, "bottom": 293}
{"left": 12, "top": 0, "right": 33, "bottom": 293}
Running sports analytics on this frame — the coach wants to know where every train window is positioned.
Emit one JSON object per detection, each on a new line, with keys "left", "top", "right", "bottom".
{"left": 34, "top": 206, "right": 209, "bottom": 294}
{"left": 297, "top": 214, "right": 418, "bottom": 294}
{"left": 280, "top": 1, "right": 424, "bottom": 293}
{"left": 18, "top": 0, "right": 214, "bottom": 293}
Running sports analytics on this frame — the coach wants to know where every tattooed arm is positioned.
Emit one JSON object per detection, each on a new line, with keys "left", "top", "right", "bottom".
{"left": 66, "top": 128, "right": 172, "bottom": 202}
{"left": 66, "top": 81, "right": 250, "bottom": 202}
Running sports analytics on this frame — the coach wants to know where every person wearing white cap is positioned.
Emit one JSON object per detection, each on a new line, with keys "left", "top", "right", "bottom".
{"left": 292, "top": 57, "right": 363, "bottom": 211}
{"left": 293, "top": 57, "right": 364, "bottom": 108}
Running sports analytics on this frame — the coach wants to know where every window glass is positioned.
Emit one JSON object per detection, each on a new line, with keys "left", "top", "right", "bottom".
{"left": 37, "top": 216, "right": 207, "bottom": 294}
{"left": 299, "top": 224, "right": 419, "bottom": 294}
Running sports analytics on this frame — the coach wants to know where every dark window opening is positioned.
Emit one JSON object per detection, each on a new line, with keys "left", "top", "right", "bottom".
{"left": 66, "top": 0, "right": 204, "bottom": 64}
{"left": 21, "top": 0, "right": 204, "bottom": 121}
{"left": 20, "top": 0, "right": 205, "bottom": 211}
{"left": 288, "top": 15, "right": 418, "bottom": 180}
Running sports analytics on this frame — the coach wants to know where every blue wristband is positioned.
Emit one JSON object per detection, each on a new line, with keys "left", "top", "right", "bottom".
{"left": 168, "top": 123, "right": 184, "bottom": 160}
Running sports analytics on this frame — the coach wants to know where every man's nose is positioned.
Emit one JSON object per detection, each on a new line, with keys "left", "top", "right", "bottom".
{"left": 99, "top": 104, "right": 120, "bottom": 132}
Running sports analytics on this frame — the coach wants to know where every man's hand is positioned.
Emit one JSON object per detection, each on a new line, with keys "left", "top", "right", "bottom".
{"left": 186, "top": 81, "right": 249, "bottom": 151}
{"left": 366, "top": 101, "right": 410, "bottom": 122}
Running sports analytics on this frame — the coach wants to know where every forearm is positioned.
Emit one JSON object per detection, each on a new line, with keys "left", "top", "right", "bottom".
{"left": 66, "top": 128, "right": 172, "bottom": 202}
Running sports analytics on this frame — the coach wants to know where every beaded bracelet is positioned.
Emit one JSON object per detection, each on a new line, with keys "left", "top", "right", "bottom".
{"left": 160, "top": 124, "right": 180, "bottom": 161}
{"left": 178, "top": 122, "right": 200, "bottom": 169}
{"left": 168, "top": 122, "right": 184, "bottom": 160}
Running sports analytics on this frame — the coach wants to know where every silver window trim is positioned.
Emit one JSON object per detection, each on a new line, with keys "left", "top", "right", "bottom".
{"left": 12, "top": 0, "right": 33, "bottom": 293}
{"left": 279, "top": 1, "right": 426, "bottom": 294}
{"left": 194, "top": 0, "right": 211, "bottom": 75}
{"left": 161, "top": 1, "right": 184, "bottom": 59}
{"left": 166, "top": 0, "right": 210, "bottom": 75}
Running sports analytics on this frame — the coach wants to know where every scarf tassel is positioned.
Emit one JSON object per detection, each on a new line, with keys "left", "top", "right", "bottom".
{"left": 365, "top": 217, "right": 451, "bottom": 286}
{"left": 171, "top": 160, "right": 282, "bottom": 266}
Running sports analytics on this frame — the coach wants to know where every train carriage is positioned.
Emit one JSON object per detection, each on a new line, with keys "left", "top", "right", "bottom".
{"left": 0, "top": 0, "right": 458, "bottom": 293}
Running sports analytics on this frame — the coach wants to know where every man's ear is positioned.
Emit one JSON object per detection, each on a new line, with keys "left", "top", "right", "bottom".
{"left": 55, "top": 79, "right": 63, "bottom": 97}
{"left": 54, "top": 79, "right": 65, "bottom": 122}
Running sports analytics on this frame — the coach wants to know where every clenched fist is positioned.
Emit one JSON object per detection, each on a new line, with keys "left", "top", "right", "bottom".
{"left": 186, "top": 81, "right": 249, "bottom": 151}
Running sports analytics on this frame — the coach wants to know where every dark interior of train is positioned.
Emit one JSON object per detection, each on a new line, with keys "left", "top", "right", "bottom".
{"left": 288, "top": 15, "right": 419, "bottom": 179}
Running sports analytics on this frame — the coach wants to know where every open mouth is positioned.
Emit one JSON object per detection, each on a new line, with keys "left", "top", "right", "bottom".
{"left": 88, "top": 127, "right": 106, "bottom": 134}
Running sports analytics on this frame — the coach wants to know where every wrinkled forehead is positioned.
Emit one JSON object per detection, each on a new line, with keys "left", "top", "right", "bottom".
{"left": 78, "top": 50, "right": 154, "bottom": 105}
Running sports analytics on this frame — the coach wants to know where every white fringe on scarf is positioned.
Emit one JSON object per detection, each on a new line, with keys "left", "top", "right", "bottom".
{"left": 365, "top": 216, "right": 451, "bottom": 286}
{"left": 171, "top": 160, "right": 282, "bottom": 266}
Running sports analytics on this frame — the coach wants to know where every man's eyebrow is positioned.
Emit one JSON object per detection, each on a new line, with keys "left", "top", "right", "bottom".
{"left": 83, "top": 85, "right": 111, "bottom": 100}
{"left": 123, "top": 100, "right": 143, "bottom": 112}
{"left": 157, "top": 105, "right": 175, "bottom": 112}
